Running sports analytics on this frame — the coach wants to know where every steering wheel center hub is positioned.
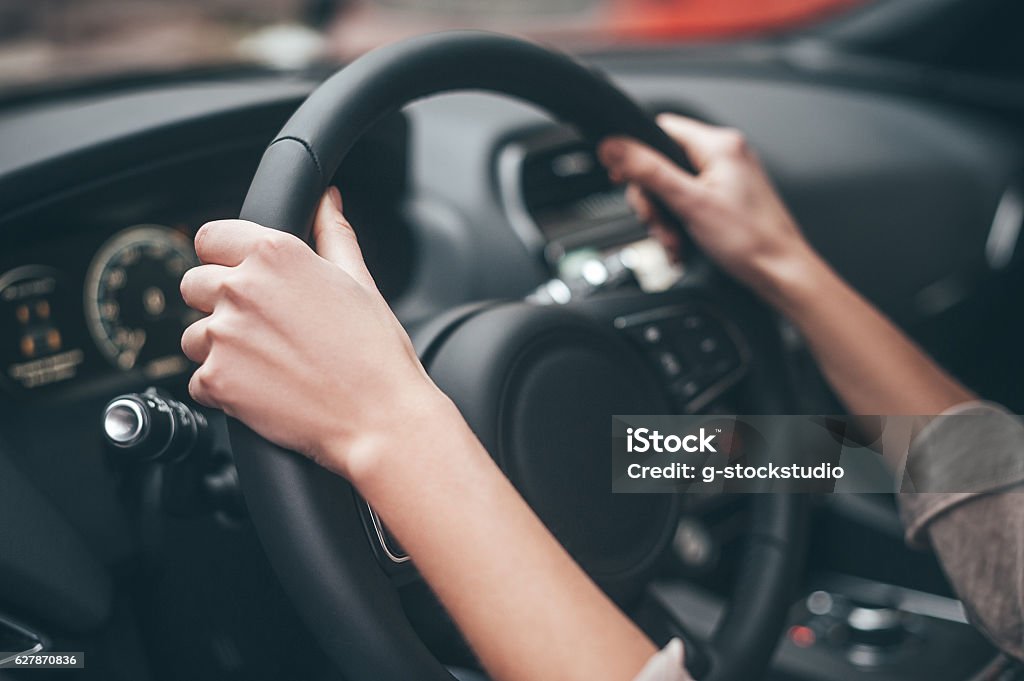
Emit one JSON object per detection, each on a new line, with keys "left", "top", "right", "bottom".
{"left": 423, "top": 302, "right": 677, "bottom": 602}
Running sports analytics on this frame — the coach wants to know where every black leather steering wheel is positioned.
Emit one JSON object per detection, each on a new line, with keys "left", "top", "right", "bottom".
{"left": 233, "top": 31, "right": 805, "bottom": 681}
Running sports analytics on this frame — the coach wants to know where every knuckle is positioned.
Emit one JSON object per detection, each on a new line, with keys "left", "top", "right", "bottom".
{"left": 188, "top": 368, "right": 209, "bottom": 403}
{"left": 217, "top": 274, "right": 246, "bottom": 303}
{"left": 718, "top": 128, "right": 749, "bottom": 155}
{"left": 204, "top": 319, "right": 225, "bottom": 344}
{"left": 642, "top": 163, "right": 672, "bottom": 190}
{"left": 205, "top": 314, "right": 239, "bottom": 346}
{"left": 196, "top": 365, "right": 227, "bottom": 403}
{"left": 633, "top": 160, "right": 660, "bottom": 185}
{"left": 253, "top": 235, "right": 280, "bottom": 259}
{"left": 253, "top": 231, "right": 295, "bottom": 260}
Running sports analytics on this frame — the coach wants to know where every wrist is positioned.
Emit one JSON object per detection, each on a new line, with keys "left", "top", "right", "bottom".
{"left": 323, "top": 379, "right": 470, "bottom": 491}
{"left": 747, "top": 241, "right": 836, "bottom": 319}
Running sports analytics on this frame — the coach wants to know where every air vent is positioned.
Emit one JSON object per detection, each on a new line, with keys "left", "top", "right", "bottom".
{"left": 498, "top": 127, "right": 646, "bottom": 262}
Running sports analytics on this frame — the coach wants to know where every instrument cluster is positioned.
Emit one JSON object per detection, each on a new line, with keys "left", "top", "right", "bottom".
{"left": 1, "top": 224, "right": 200, "bottom": 399}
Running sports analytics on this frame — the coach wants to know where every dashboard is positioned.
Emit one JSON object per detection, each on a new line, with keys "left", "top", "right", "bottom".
{"left": 0, "top": 68, "right": 1020, "bottom": 412}
{"left": 0, "top": 48, "right": 1022, "bottom": 681}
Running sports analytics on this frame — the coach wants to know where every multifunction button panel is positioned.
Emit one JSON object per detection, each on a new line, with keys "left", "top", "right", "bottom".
{"left": 616, "top": 305, "right": 750, "bottom": 411}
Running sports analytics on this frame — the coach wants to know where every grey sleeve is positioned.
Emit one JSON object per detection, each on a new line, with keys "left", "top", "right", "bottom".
{"left": 898, "top": 401, "right": 1024, "bottom": 661}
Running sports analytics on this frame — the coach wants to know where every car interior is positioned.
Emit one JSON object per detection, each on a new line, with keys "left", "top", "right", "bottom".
{"left": 1, "top": 0, "right": 1023, "bottom": 679}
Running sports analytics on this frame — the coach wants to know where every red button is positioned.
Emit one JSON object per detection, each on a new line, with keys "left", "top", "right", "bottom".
{"left": 789, "top": 625, "right": 816, "bottom": 648}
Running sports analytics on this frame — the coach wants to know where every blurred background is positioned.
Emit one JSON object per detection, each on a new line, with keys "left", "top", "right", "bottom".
{"left": 0, "top": 0, "right": 867, "bottom": 89}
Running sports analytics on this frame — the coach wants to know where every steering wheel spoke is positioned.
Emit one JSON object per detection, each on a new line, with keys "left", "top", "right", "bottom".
{"left": 570, "top": 283, "right": 755, "bottom": 414}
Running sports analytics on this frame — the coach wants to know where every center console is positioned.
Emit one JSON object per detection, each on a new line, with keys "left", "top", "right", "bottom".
{"left": 652, "top": 574, "right": 998, "bottom": 681}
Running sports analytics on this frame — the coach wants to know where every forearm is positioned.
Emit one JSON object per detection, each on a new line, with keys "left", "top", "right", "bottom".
{"left": 345, "top": 388, "right": 656, "bottom": 681}
{"left": 760, "top": 246, "right": 974, "bottom": 416}
{"left": 776, "top": 250, "right": 1024, "bottom": 662}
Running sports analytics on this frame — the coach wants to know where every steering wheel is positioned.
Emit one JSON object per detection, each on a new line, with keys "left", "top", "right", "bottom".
{"left": 232, "top": 31, "right": 806, "bottom": 681}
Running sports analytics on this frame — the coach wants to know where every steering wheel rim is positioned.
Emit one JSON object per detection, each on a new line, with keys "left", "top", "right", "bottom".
{"left": 233, "top": 30, "right": 805, "bottom": 681}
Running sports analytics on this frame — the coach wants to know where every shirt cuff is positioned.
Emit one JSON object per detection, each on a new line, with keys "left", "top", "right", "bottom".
{"left": 899, "top": 400, "right": 1024, "bottom": 547}
{"left": 632, "top": 639, "right": 690, "bottom": 681}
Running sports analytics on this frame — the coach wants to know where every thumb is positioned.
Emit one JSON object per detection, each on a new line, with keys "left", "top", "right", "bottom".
{"left": 312, "top": 186, "right": 375, "bottom": 288}
{"left": 598, "top": 138, "right": 705, "bottom": 220}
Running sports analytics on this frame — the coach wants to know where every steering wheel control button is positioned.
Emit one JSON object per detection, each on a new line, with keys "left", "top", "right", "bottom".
{"left": 806, "top": 590, "right": 835, "bottom": 616}
{"left": 673, "top": 518, "right": 715, "bottom": 569}
{"left": 657, "top": 351, "right": 684, "bottom": 378}
{"left": 618, "top": 305, "right": 750, "bottom": 410}
{"left": 641, "top": 324, "right": 662, "bottom": 344}
{"left": 681, "top": 313, "right": 704, "bottom": 329}
{"left": 672, "top": 379, "right": 701, "bottom": 401}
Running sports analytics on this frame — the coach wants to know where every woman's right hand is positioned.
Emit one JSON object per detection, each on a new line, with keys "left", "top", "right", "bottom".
{"left": 605, "top": 116, "right": 975, "bottom": 420}
{"left": 598, "top": 114, "right": 817, "bottom": 303}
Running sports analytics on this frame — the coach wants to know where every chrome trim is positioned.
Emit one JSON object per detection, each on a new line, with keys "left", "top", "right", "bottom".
{"left": 103, "top": 398, "right": 146, "bottom": 445}
{"left": 0, "top": 264, "right": 59, "bottom": 295}
{"left": 0, "top": 614, "right": 45, "bottom": 666}
{"left": 985, "top": 181, "right": 1024, "bottom": 270}
{"left": 496, "top": 141, "right": 549, "bottom": 256}
{"left": 892, "top": 586, "right": 967, "bottom": 624}
{"left": 366, "top": 504, "right": 411, "bottom": 564}
{"left": 819, "top": 574, "right": 969, "bottom": 625}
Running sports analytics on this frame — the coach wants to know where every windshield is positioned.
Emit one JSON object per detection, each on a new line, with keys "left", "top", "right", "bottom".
{"left": 0, "top": 0, "right": 868, "bottom": 90}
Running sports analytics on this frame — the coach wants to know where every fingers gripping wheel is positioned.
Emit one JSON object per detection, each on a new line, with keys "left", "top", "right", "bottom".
{"left": 232, "top": 31, "right": 803, "bottom": 681}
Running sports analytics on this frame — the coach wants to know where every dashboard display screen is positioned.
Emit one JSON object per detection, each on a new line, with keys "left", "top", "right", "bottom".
{"left": 0, "top": 265, "right": 86, "bottom": 390}
{"left": 0, "top": 224, "right": 198, "bottom": 397}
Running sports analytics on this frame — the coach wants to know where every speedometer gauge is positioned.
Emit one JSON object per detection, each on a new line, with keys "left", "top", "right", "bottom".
{"left": 85, "top": 225, "right": 199, "bottom": 373}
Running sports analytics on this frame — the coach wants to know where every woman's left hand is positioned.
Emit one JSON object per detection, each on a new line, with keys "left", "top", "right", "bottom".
{"left": 179, "top": 187, "right": 449, "bottom": 481}
{"left": 181, "top": 189, "right": 676, "bottom": 681}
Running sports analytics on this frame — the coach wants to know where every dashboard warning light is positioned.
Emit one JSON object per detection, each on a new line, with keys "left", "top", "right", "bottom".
{"left": 46, "top": 329, "right": 62, "bottom": 352}
{"left": 789, "top": 625, "right": 816, "bottom": 648}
